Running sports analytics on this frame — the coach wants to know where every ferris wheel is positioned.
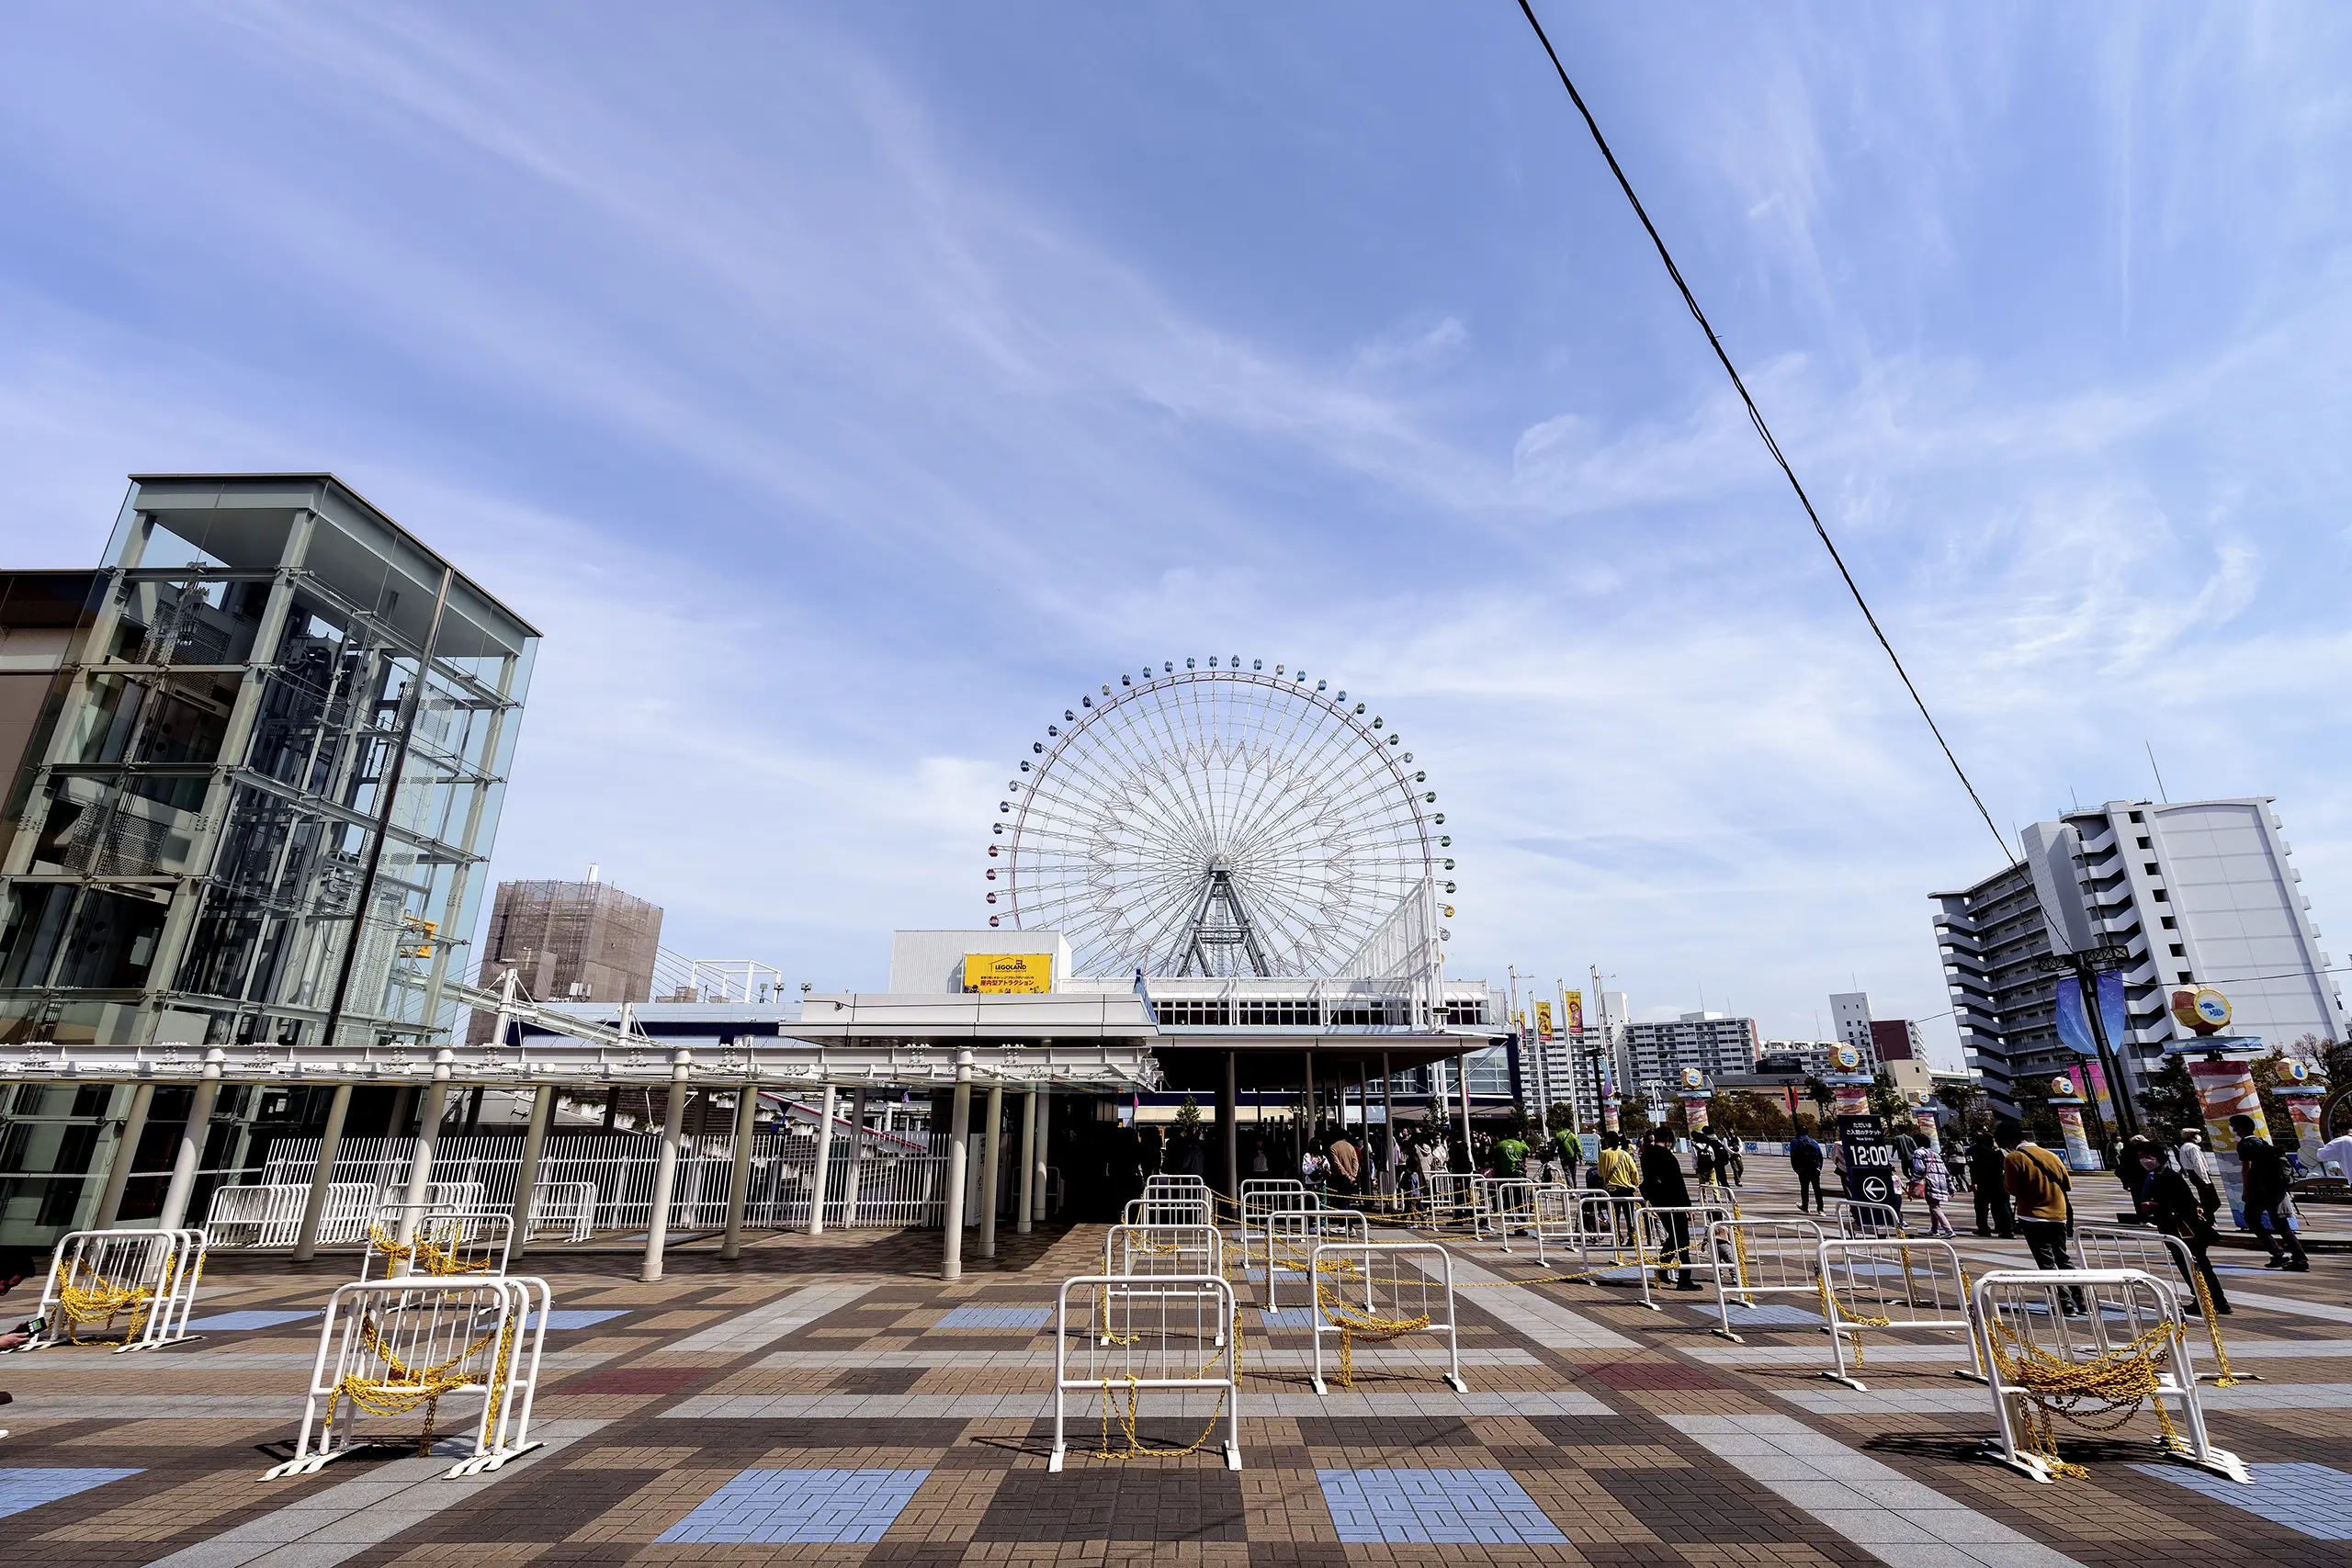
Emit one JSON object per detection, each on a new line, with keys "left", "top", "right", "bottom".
{"left": 987, "top": 658, "right": 1454, "bottom": 977}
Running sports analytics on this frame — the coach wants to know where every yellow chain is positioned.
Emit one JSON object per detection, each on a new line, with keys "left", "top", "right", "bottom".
{"left": 1984, "top": 1312, "right": 2187, "bottom": 1481}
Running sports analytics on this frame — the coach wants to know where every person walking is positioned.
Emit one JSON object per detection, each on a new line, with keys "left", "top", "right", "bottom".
{"left": 1914, "top": 1139, "right": 1957, "bottom": 1238}
{"left": 2231, "top": 1114, "right": 2310, "bottom": 1271}
{"left": 1725, "top": 1137, "right": 1746, "bottom": 1187}
{"left": 2174, "top": 1129, "right": 2223, "bottom": 1215}
{"left": 2131, "top": 1142, "right": 2231, "bottom": 1314}
{"left": 2002, "top": 1122, "right": 2084, "bottom": 1313}
{"left": 1970, "top": 1131, "right": 2015, "bottom": 1237}
{"left": 1789, "top": 1128, "right": 1825, "bottom": 1213}
{"left": 1691, "top": 1134, "right": 1716, "bottom": 1188}
{"left": 1555, "top": 1126, "right": 1583, "bottom": 1190}
{"left": 1639, "top": 1127, "right": 1699, "bottom": 1291}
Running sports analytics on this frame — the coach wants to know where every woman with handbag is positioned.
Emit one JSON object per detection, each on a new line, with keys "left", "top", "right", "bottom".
{"left": 2133, "top": 1144, "right": 2232, "bottom": 1314}
{"left": 1910, "top": 1144, "right": 1956, "bottom": 1237}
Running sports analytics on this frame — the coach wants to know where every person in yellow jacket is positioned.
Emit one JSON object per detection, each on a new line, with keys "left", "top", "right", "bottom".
{"left": 2000, "top": 1122, "right": 2084, "bottom": 1314}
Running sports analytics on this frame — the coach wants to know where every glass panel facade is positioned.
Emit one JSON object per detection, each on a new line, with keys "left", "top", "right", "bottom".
{"left": 0, "top": 476, "right": 537, "bottom": 1049}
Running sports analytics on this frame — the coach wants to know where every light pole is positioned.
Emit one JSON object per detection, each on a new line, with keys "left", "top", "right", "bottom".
{"left": 2035, "top": 944, "right": 2138, "bottom": 1145}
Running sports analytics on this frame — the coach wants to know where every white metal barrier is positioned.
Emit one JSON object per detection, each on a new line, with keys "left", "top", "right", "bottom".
{"left": 1471, "top": 1177, "right": 1534, "bottom": 1240}
{"left": 1698, "top": 1180, "right": 1743, "bottom": 1217}
{"left": 1052, "top": 1273, "right": 1239, "bottom": 1472}
{"left": 16, "top": 1228, "right": 205, "bottom": 1353}
{"left": 1307, "top": 1241, "right": 1466, "bottom": 1395}
{"left": 1971, "top": 1268, "right": 2245, "bottom": 1485}
{"left": 2075, "top": 1226, "right": 2249, "bottom": 1385}
{"left": 1418, "top": 1172, "right": 1473, "bottom": 1228}
{"left": 1265, "top": 1209, "right": 1370, "bottom": 1312}
{"left": 526, "top": 1182, "right": 598, "bottom": 1243}
{"left": 1240, "top": 1180, "right": 1314, "bottom": 1276}
{"left": 360, "top": 1205, "right": 514, "bottom": 1281}
{"left": 1124, "top": 1194, "right": 1214, "bottom": 1229}
{"left": 1706, "top": 1217, "right": 1824, "bottom": 1342}
{"left": 1828, "top": 1198, "right": 1906, "bottom": 1239}
{"left": 1103, "top": 1224, "right": 1224, "bottom": 1282}
{"left": 264, "top": 1276, "right": 550, "bottom": 1480}
{"left": 1817, "top": 1236, "right": 1984, "bottom": 1390}
{"left": 1145, "top": 1174, "right": 1210, "bottom": 1195}
{"left": 1634, "top": 1204, "right": 1735, "bottom": 1310}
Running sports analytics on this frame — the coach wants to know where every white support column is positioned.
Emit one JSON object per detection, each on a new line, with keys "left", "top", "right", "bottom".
{"left": 507, "top": 1083, "right": 556, "bottom": 1261}
{"left": 807, "top": 1084, "right": 838, "bottom": 1236}
{"left": 1381, "top": 1053, "right": 1396, "bottom": 1196}
{"left": 157, "top": 1051, "right": 225, "bottom": 1232}
{"left": 978, "top": 1083, "right": 1003, "bottom": 1260}
{"left": 293, "top": 1083, "right": 354, "bottom": 1260}
{"left": 95, "top": 1080, "right": 154, "bottom": 1229}
{"left": 841, "top": 1086, "right": 869, "bottom": 1228}
{"left": 1455, "top": 1055, "right": 1474, "bottom": 1162}
{"left": 942, "top": 1054, "right": 973, "bottom": 1280}
{"left": 640, "top": 1048, "right": 694, "bottom": 1282}
{"left": 1015, "top": 1089, "right": 1036, "bottom": 1235}
{"left": 1032, "top": 1086, "right": 1050, "bottom": 1222}
{"left": 395, "top": 1051, "right": 457, "bottom": 1268}
{"left": 721, "top": 1080, "right": 759, "bottom": 1259}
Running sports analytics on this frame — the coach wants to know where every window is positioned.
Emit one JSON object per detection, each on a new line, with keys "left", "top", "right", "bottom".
{"left": 2137, "top": 837, "right": 2151, "bottom": 849}
{"left": 2154, "top": 889, "right": 2168, "bottom": 902}
{"left": 2177, "top": 971, "right": 2192, "bottom": 983}
{"left": 2143, "top": 863, "right": 2159, "bottom": 875}
{"left": 2130, "top": 811, "right": 2144, "bottom": 822}
{"left": 2161, "top": 916, "right": 2177, "bottom": 930}
{"left": 2169, "top": 944, "right": 2185, "bottom": 957}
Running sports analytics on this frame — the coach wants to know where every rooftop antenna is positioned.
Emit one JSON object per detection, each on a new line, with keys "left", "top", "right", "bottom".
{"left": 587, "top": 863, "right": 601, "bottom": 885}
{"left": 2145, "top": 740, "right": 2170, "bottom": 804}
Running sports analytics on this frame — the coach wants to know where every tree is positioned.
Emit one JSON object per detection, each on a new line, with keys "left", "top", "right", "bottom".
{"left": 1619, "top": 1102, "right": 1653, "bottom": 1137}
{"left": 2007, "top": 1074, "right": 2062, "bottom": 1147}
{"left": 1545, "top": 1101, "right": 1577, "bottom": 1134}
{"left": 1171, "top": 1094, "right": 1204, "bottom": 1146}
{"left": 1803, "top": 1076, "right": 1833, "bottom": 1114}
{"left": 1933, "top": 1078, "right": 1983, "bottom": 1127}
{"left": 2136, "top": 1053, "right": 2201, "bottom": 1142}
{"left": 1868, "top": 1071, "right": 1910, "bottom": 1122}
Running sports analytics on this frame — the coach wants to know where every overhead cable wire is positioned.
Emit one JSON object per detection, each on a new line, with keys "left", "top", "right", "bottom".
{"left": 1512, "top": 1, "right": 2015, "bottom": 869}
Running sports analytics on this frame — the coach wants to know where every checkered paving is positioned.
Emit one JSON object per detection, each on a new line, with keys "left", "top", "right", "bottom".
{"left": 1318, "top": 1468, "right": 1567, "bottom": 1544}
{"left": 2139, "top": 1461, "right": 2352, "bottom": 1539}
{"left": 0, "top": 1160, "right": 2343, "bottom": 1568}
{"left": 933, "top": 1305, "right": 1048, "bottom": 1328}
{"left": 657, "top": 1467, "right": 929, "bottom": 1543}
{"left": 0, "top": 1468, "right": 141, "bottom": 1519}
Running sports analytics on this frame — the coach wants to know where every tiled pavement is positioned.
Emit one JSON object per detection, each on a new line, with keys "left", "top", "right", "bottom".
{"left": 3, "top": 1167, "right": 2351, "bottom": 1566}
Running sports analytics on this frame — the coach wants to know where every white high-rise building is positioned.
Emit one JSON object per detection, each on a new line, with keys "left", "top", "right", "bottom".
{"left": 1933, "top": 796, "right": 2344, "bottom": 1119}
{"left": 1828, "top": 992, "right": 1878, "bottom": 1066}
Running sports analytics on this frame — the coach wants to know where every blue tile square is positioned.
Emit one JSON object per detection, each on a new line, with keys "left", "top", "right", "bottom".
{"left": 659, "top": 1468, "right": 930, "bottom": 1543}
{"left": 184, "top": 1310, "right": 318, "bottom": 1332}
{"left": 1317, "top": 1469, "right": 1566, "bottom": 1544}
{"left": 1261, "top": 1309, "right": 1314, "bottom": 1328}
{"left": 2138, "top": 1461, "right": 2352, "bottom": 1539}
{"left": 525, "top": 1309, "right": 628, "bottom": 1330}
{"left": 1697, "top": 1303, "right": 1823, "bottom": 1326}
{"left": 0, "top": 1468, "right": 142, "bottom": 1520}
{"left": 935, "top": 1306, "right": 1049, "bottom": 1329}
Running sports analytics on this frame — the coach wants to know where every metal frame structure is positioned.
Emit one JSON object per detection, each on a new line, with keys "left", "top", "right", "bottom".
{"left": 265, "top": 1275, "right": 551, "bottom": 1480}
{"left": 1828, "top": 1198, "right": 1907, "bottom": 1239}
{"left": 2075, "top": 1224, "right": 2253, "bottom": 1385}
{"left": 13, "top": 1226, "right": 204, "bottom": 1353}
{"left": 1306, "top": 1240, "right": 1466, "bottom": 1395}
{"left": 1052, "top": 1272, "right": 1241, "bottom": 1472}
{"left": 1704, "top": 1217, "right": 1824, "bottom": 1343}
{"left": 1817, "top": 1236, "right": 1985, "bottom": 1391}
{"left": 1265, "top": 1208, "right": 1371, "bottom": 1312}
{"left": 1971, "top": 1268, "right": 2245, "bottom": 1485}
{"left": 1634, "top": 1203, "right": 1736, "bottom": 1310}
{"left": 992, "top": 664, "right": 1451, "bottom": 986}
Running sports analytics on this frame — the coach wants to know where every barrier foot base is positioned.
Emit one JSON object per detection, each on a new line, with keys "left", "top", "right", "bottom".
{"left": 448, "top": 1439, "right": 542, "bottom": 1479}
{"left": 1951, "top": 1370, "right": 1988, "bottom": 1384}
{"left": 261, "top": 1451, "right": 337, "bottom": 1481}
{"left": 1311, "top": 1375, "right": 1329, "bottom": 1395}
{"left": 1712, "top": 1327, "right": 1745, "bottom": 1344}
{"left": 1224, "top": 1441, "right": 1242, "bottom": 1472}
{"left": 114, "top": 1334, "right": 202, "bottom": 1356}
{"left": 1980, "top": 1440, "right": 2055, "bottom": 1484}
{"left": 1821, "top": 1371, "right": 1868, "bottom": 1392}
{"left": 1442, "top": 1374, "right": 1468, "bottom": 1393}
{"left": 2199, "top": 1371, "right": 2259, "bottom": 1383}
{"left": 1047, "top": 1444, "right": 1066, "bottom": 1473}
{"left": 2150, "top": 1438, "right": 2250, "bottom": 1483}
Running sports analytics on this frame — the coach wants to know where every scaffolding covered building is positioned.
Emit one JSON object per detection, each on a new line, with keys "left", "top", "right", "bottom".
{"left": 469, "top": 876, "right": 662, "bottom": 1039}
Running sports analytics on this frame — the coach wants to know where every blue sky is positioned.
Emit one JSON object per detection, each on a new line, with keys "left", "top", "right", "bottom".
{"left": 5, "top": 3, "right": 2349, "bottom": 1063}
